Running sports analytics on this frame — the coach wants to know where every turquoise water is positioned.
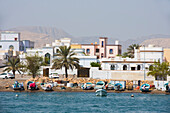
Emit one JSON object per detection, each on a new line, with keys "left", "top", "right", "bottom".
{"left": 0, "top": 92, "right": 169, "bottom": 113}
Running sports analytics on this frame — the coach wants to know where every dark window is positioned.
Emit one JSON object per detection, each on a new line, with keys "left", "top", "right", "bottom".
{"left": 111, "top": 65, "right": 115, "bottom": 70}
{"left": 0, "top": 45, "right": 2, "bottom": 48}
{"left": 137, "top": 65, "right": 141, "bottom": 70}
{"left": 15, "top": 38, "right": 17, "bottom": 41}
{"left": 109, "top": 49, "right": 113, "bottom": 54}
{"left": 123, "top": 65, "right": 127, "bottom": 70}
{"left": 86, "top": 49, "right": 90, "bottom": 54}
{"left": 101, "top": 53, "right": 103, "bottom": 58}
{"left": 102, "top": 41, "right": 104, "bottom": 47}
{"left": 96, "top": 49, "right": 99, "bottom": 53}
{"left": 131, "top": 67, "right": 136, "bottom": 70}
{"left": 56, "top": 49, "right": 59, "bottom": 53}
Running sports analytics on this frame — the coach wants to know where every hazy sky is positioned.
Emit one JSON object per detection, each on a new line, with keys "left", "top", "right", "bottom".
{"left": 0, "top": 0, "right": 170, "bottom": 40}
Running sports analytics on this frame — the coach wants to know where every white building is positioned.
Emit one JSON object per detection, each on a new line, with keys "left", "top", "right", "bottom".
{"left": 90, "top": 45, "right": 165, "bottom": 80}
{"left": 21, "top": 38, "right": 97, "bottom": 77}
{"left": 0, "top": 31, "right": 34, "bottom": 58}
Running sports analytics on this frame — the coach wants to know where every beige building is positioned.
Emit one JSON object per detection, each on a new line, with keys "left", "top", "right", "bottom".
{"left": 164, "top": 48, "right": 170, "bottom": 63}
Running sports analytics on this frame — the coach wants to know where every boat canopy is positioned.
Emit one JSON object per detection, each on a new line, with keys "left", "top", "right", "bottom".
{"left": 96, "top": 81, "right": 105, "bottom": 85}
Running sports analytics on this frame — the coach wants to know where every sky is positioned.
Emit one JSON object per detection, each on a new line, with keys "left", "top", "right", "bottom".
{"left": 0, "top": 0, "right": 170, "bottom": 40}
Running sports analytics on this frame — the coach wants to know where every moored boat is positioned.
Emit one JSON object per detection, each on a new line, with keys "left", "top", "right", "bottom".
{"left": 27, "top": 81, "right": 38, "bottom": 90}
{"left": 94, "top": 81, "right": 105, "bottom": 89}
{"left": 95, "top": 89, "right": 107, "bottom": 96}
{"left": 164, "top": 82, "right": 170, "bottom": 92}
{"left": 140, "top": 83, "right": 150, "bottom": 92}
{"left": 106, "top": 82, "right": 114, "bottom": 90}
{"left": 81, "top": 82, "right": 93, "bottom": 90}
{"left": 114, "top": 83, "right": 123, "bottom": 91}
{"left": 41, "top": 83, "right": 53, "bottom": 91}
{"left": 12, "top": 81, "right": 24, "bottom": 90}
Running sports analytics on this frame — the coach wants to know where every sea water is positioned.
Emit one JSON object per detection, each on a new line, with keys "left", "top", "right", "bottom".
{"left": 0, "top": 92, "right": 169, "bottom": 113}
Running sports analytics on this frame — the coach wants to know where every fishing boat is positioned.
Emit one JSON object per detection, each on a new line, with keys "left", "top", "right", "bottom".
{"left": 164, "top": 83, "right": 170, "bottom": 92}
{"left": 140, "top": 83, "right": 150, "bottom": 92}
{"left": 81, "top": 82, "right": 93, "bottom": 90}
{"left": 41, "top": 83, "right": 53, "bottom": 91}
{"left": 114, "top": 83, "right": 123, "bottom": 91}
{"left": 96, "top": 89, "right": 107, "bottom": 96}
{"left": 12, "top": 81, "right": 24, "bottom": 90}
{"left": 94, "top": 81, "right": 105, "bottom": 89}
{"left": 27, "top": 81, "right": 38, "bottom": 90}
{"left": 106, "top": 82, "right": 114, "bottom": 90}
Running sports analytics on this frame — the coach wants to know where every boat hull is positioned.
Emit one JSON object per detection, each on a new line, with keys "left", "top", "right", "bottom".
{"left": 96, "top": 89, "right": 107, "bottom": 96}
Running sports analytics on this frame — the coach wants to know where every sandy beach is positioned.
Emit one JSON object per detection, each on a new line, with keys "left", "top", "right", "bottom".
{"left": 0, "top": 78, "right": 169, "bottom": 95}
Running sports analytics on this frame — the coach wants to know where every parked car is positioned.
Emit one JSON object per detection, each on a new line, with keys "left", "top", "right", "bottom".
{"left": 0, "top": 73, "right": 15, "bottom": 79}
{"left": 49, "top": 73, "right": 59, "bottom": 79}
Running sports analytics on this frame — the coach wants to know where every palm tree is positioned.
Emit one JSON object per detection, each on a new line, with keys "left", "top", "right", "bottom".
{"left": 127, "top": 44, "right": 140, "bottom": 58}
{"left": 3, "top": 56, "right": 21, "bottom": 76}
{"left": 147, "top": 61, "right": 170, "bottom": 80}
{"left": 52, "top": 46, "right": 80, "bottom": 78}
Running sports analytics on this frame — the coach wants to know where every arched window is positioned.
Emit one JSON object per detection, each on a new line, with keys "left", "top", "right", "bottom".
{"left": 137, "top": 65, "right": 141, "bottom": 70}
{"left": 109, "top": 49, "right": 113, "bottom": 54}
{"left": 110, "top": 65, "right": 115, "bottom": 70}
{"left": 123, "top": 65, "right": 127, "bottom": 70}
{"left": 86, "top": 49, "right": 90, "bottom": 54}
{"left": 56, "top": 49, "right": 59, "bottom": 53}
{"left": 101, "top": 41, "right": 104, "bottom": 47}
{"left": 45, "top": 53, "right": 51, "bottom": 65}
{"left": 9, "top": 45, "right": 14, "bottom": 50}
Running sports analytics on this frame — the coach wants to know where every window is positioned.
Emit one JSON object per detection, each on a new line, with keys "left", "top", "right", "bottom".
{"left": 123, "top": 65, "right": 127, "bottom": 70}
{"left": 101, "top": 41, "right": 104, "bottom": 47}
{"left": 96, "top": 49, "right": 99, "bottom": 53}
{"left": 86, "top": 49, "right": 90, "bottom": 54}
{"left": 0, "top": 45, "right": 2, "bottom": 48}
{"left": 109, "top": 49, "right": 113, "bottom": 54}
{"left": 131, "top": 67, "right": 136, "bottom": 70}
{"left": 15, "top": 38, "right": 17, "bottom": 41}
{"left": 56, "top": 49, "right": 59, "bottom": 53}
{"left": 110, "top": 65, "right": 115, "bottom": 70}
{"left": 137, "top": 65, "right": 141, "bottom": 70}
{"left": 9, "top": 45, "right": 14, "bottom": 50}
{"left": 101, "top": 53, "right": 103, "bottom": 58}
{"left": 45, "top": 53, "right": 51, "bottom": 65}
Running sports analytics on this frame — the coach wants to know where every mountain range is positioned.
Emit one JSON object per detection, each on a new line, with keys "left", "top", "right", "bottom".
{"left": 0, "top": 26, "right": 170, "bottom": 52}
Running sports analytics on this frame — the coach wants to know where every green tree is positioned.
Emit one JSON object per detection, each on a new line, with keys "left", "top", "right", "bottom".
{"left": 3, "top": 56, "right": 21, "bottom": 76}
{"left": 147, "top": 61, "right": 170, "bottom": 80}
{"left": 52, "top": 46, "right": 80, "bottom": 78}
{"left": 25, "top": 53, "right": 46, "bottom": 78}
{"left": 127, "top": 44, "right": 140, "bottom": 58}
{"left": 90, "top": 62, "right": 101, "bottom": 67}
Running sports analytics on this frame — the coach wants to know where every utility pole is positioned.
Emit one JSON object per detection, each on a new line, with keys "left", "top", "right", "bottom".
{"left": 144, "top": 45, "right": 146, "bottom": 80}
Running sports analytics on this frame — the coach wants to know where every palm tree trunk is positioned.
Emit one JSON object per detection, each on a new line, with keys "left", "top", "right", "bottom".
{"left": 13, "top": 70, "right": 15, "bottom": 76}
{"left": 65, "top": 66, "right": 68, "bottom": 78}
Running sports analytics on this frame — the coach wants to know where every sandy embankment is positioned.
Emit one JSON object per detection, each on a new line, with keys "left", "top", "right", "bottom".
{"left": 0, "top": 78, "right": 169, "bottom": 95}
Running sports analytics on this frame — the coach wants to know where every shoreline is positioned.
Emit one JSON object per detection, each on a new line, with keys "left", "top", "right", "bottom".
{"left": 1, "top": 87, "right": 169, "bottom": 95}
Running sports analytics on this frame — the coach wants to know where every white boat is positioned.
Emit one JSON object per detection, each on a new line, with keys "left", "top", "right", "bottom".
{"left": 41, "top": 83, "right": 53, "bottom": 91}
{"left": 95, "top": 89, "right": 107, "bottom": 96}
{"left": 94, "top": 81, "right": 105, "bottom": 89}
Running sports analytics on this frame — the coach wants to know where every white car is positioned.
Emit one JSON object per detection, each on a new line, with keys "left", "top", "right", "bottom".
{"left": 49, "top": 73, "right": 59, "bottom": 79}
{"left": 0, "top": 73, "right": 15, "bottom": 79}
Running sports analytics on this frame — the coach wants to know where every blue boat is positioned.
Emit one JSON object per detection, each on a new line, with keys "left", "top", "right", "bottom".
{"left": 164, "top": 83, "right": 170, "bottom": 92}
{"left": 114, "top": 83, "right": 123, "bottom": 91}
{"left": 140, "top": 83, "right": 150, "bottom": 92}
{"left": 94, "top": 81, "right": 105, "bottom": 89}
{"left": 12, "top": 81, "right": 24, "bottom": 90}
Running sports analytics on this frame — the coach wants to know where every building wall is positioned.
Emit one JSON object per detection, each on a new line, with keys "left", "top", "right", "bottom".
{"left": 106, "top": 46, "right": 119, "bottom": 58}
{"left": 0, "top": 41, "right": 20, "bottom": 51}
{"left": 1, "top": 32, "right": 20, "bottom": 41}
{"left": 81, "top": 45, "right": 95, "bottom": 56}
{"left": 164, "top": 48, "right": 170, "bottom": 63}
{"left": 90, "top": 67, "right": 155, "bottom": 80}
